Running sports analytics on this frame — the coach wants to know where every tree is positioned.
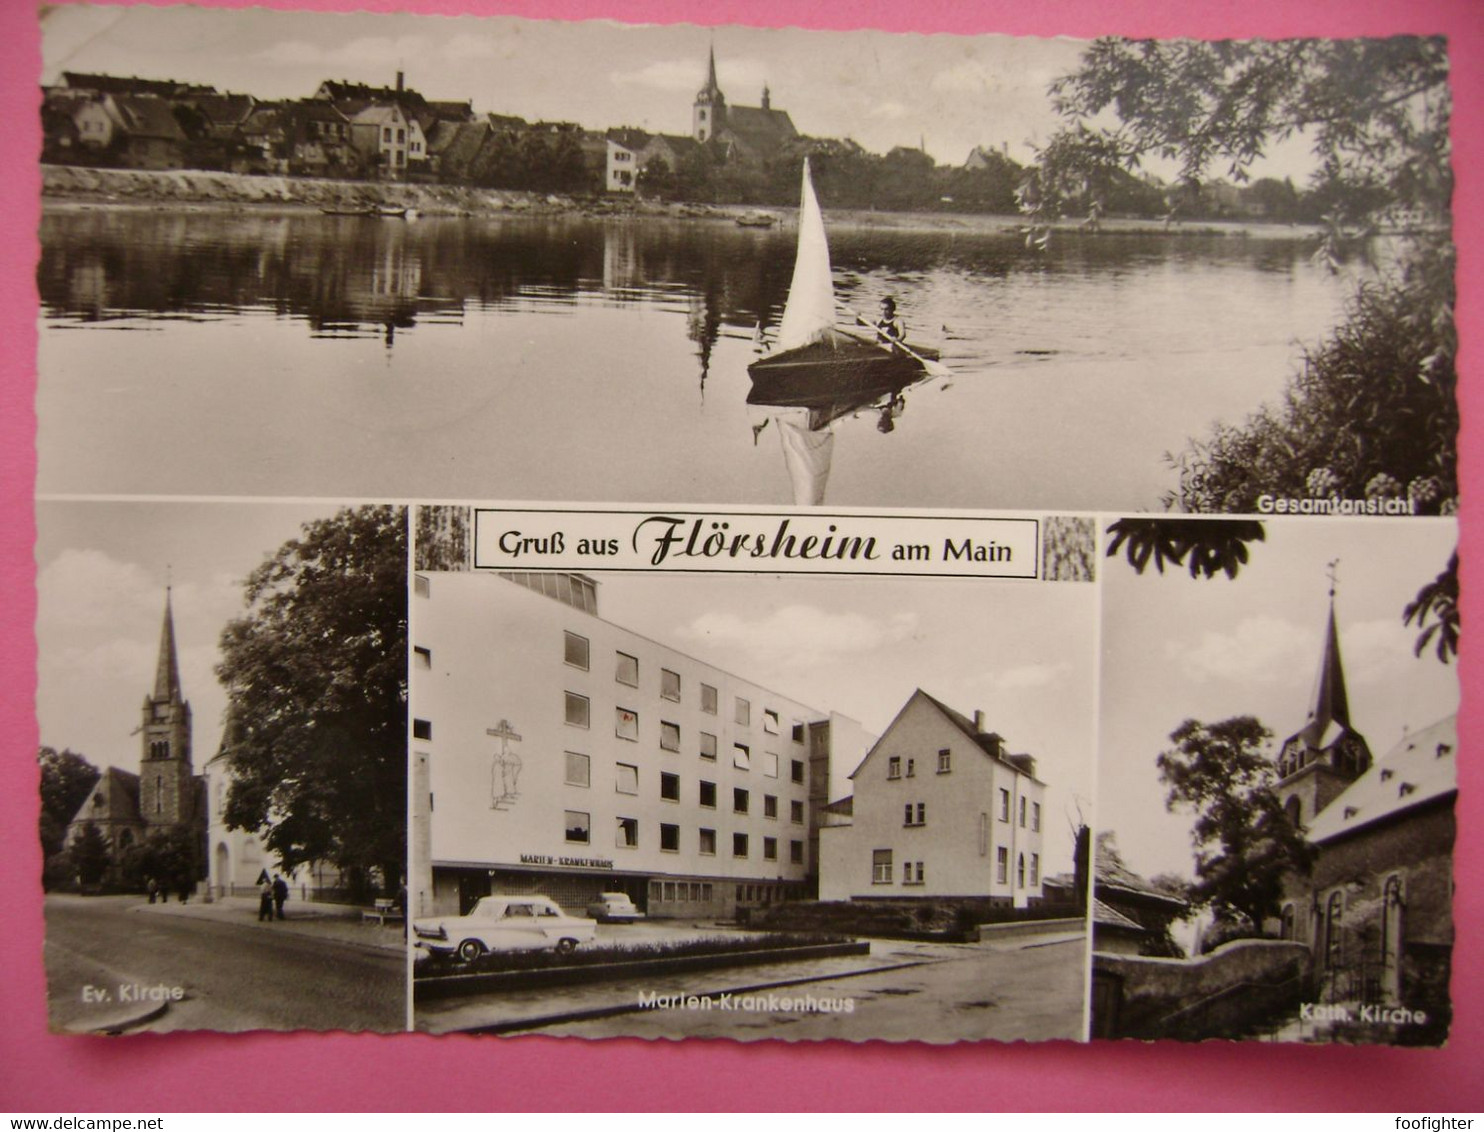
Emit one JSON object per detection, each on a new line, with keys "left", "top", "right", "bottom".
{"left": 1048, "top": 38, "right": 1449, "bottom": 212}
{"left": 121, "top": 827, "right": 202, "bottom": 896}
{"left": 1157, "top": 716, "right": 1313, "bottom": 931}
{"left": 215, "top": 506, "right": 407, "bottom": 899}
{"left": 1105, "top": 518, "right": 1265, "bottom": 580}
{"left": 38, "top": 746, "right": 100, "bottom": 859}
{"left": 1046, "top": 38, "right": 1455, "bottom": 515}
{"left": 72, "top": 822, "right": 110, "bottom": 889}
{"left": 1404, "top": 551, "right": 1459, "bottom": 664}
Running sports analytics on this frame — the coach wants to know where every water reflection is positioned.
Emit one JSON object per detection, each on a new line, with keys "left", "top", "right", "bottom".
{"left": 37, "top": 208, "right": 1353, "bottom": 507}
{"left": 748, "top": 368, "right": 940, "bottom": 505}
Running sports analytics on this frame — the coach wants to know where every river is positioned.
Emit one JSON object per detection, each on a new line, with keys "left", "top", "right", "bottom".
{"left": 36, "top": 207, "right": 1355, "bottom": 509}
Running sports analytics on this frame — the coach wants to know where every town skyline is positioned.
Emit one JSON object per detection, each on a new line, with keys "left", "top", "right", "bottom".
{"left": 41, "top": 4, "right": 1322, "bottom": 179}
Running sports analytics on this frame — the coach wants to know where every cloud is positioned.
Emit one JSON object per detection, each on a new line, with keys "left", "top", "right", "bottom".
{"left": 1165, "top": 614, "right": 1315, "bottom": 684}
{"left": 611, "top": 55, "right": 768, "bottom": 96}
{"left": 38, "top": 548, "right": 158, "bottom": 632}
{"left": 674, "top": 604, "right": 919, "bottom": 671}
{"left": 443, "top": 33, "right": 498, "bottom": 62}
{"left": 984, "top": 662, "right": 1071, "bottom": 693}
{"left": 610, "top": 59, "right": 702, "bottom": 92}
{"left": 869, "top": 101, "right": 909, "bottom": 121}
{"left": 1342, "top": 617, "right": 1429, "bottom": 686}
{"left": 931, "top": 61, "right": 998, "bottom": 94}
{"left": 253, "top": 35, "right": 434, "bottom": 70}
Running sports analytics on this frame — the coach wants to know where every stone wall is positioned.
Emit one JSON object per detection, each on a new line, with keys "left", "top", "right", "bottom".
{"left": 1093, "top": 938, "right": 1310, "bottom": 1040}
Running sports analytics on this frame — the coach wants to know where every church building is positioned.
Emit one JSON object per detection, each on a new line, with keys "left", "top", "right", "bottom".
{"left": 66, "top": 590, "right": 207, "bottom": 882}
{"left": 1273, "top": 581, "right": 1457, "bottom": 1039}
{"left": 692, "top": 47, "right": 798, "bottom": 160}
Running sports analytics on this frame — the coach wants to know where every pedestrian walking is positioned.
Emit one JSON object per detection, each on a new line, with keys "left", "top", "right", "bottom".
{"left": 272, "top": 874, "right": 289, "bottom": 921}
{"left": 257, "top": 877, "right": 274, "bottom": 922}
{"left": 146, "top": 877, "right": 158, "bottom": 905}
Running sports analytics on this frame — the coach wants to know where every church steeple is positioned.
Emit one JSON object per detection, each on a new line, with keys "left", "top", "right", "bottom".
{"left": 140, "top": 585, "right": 195, "bottom": 828}
{"left": 1274, "top": 564, "right": 1372, "bottom": 827}
{"left": 154, "top": 585, "right": 183, "bottom": 705}
{"left": 693, "top": 43, "right": 726, "bottom": 142}
{"left": 1299, "top": 576, "right": 1351, "bottom": 748}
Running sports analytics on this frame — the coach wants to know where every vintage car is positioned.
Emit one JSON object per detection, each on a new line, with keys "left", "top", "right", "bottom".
{"left": 585, "top": 892, "right": 645, "bottom": 923}
{"left": 413, "top": 895, "right": 598, "bottom": 962}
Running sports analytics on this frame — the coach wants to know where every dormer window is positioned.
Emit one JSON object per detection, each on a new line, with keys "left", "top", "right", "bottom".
{"left": 1380, "top": 769, "right": 1393, "bottom": 781}
{"left": 1399, "top": 782, "right": 1417, "bottom": 797}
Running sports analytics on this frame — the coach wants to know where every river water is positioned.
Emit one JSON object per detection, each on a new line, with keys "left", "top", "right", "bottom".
{"left": 36, "top": 207, "right": 1355, "bottom": 509}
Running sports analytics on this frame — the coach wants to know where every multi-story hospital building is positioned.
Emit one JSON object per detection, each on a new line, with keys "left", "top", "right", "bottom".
{"left": 410, "top": 569, "right": 872, "bottom": 919}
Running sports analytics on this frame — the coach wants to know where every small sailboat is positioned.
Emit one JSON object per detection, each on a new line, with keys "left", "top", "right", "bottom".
{"left": 747, "top": 159, "right": 943, "bottom": 407}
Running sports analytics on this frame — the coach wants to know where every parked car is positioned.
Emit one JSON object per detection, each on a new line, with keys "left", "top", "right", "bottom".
{"left": 413, "top": 895, "right": 597, "bottom": 962}
{"left": 585, "top": 892, "right": 645, "bottom": 923}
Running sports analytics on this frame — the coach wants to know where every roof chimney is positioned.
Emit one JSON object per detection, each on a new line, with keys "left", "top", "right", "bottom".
{"left": 973, "top": 709, "right": 986, "bottom": 733}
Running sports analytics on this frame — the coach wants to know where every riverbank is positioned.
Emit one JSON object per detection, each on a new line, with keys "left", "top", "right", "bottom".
{"left": 41, "top": 164, "right": 1324, "bottom": 240}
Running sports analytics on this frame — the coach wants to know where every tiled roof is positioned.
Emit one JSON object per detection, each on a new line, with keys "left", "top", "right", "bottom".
{"left": 1307, "top": 714, "right": 1457, "bottom": 843}
{"left": 1093, "top": 898, "right": 1144, "bottom": 932}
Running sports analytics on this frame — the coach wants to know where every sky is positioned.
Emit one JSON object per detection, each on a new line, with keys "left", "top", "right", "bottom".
{"left": 1098, "top": 517, "right": 1460, "bottom": 884}
{"left": 38, "top": 2, "right": 1320, "bottom": 175}
{"left": 35, "top": 499, "right": 356, "bottom": 779}
{"left": 573, "top": 568, "right": 1098, "bottom": 875}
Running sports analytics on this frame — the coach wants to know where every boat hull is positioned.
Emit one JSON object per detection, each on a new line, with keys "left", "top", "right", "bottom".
{"left": 747, "top": 329, "right": 938, "bottom": 407}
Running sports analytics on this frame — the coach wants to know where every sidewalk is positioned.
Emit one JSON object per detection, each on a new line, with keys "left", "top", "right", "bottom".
{"left": 134, "top": 894, "right": 407, "bottom": 955}
{"left": 416, "top": 930, "right": 1086, "bottom": 1037}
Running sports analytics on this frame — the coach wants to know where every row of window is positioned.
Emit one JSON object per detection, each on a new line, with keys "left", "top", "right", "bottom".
{"left": 563, "top": 754, "right": 806, "bottom": 820}
{"left": 563, "top": 631, "right": 803, "bottom": 740}
{"left": 868, "top": 854, "right": 928, "bottom": 885}
{"left": 998, "top": 790, "right": 1041, "bottom": 831}
{"left": 564, "top": 810, "right": 804, "bottom": 862}
{"left": 645, "top": 880, "right": 800, "bottom": 905}
{"left": 869, "top": 848, "right": 1040, "bottom": 887}
{"left": 563, "top": 692, "right": 805, "bottom": 780}
{"left": 887, "top": 751, "right": 953, "bottom": 778}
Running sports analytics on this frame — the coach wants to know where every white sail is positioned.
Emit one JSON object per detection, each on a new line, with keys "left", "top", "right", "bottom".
{"left": 774, "top": 158, "right": 836, "bottom": 353}
{"left": 776, "top": 411, "right": 834, "bottom": 506}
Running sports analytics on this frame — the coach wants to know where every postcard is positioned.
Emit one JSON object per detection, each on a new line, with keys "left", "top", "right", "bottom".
{"left": 31, "top": 2, "right": 1460, "bottom": 1046}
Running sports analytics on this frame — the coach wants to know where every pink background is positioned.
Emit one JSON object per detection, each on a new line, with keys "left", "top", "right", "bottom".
{"left": 3, "top": 0, "right": 1481, "bottom": 1113}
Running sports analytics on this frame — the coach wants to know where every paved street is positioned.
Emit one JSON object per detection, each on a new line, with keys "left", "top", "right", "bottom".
{"left": 417, "top": 926, "right": 1088, "bottom": 1043}
{"left": 45, "top": 894, "right": 406, "bottom": 1033}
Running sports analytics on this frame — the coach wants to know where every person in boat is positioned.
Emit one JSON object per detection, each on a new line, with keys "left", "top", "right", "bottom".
{"left": 857, "top": 296, "right": 906, "bottom": 349}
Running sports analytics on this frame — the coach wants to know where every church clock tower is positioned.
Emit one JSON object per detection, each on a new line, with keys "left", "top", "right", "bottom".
{"left": 1274, "top": 569, "right": 1372, "bottom": 829}
{"left": 693, "top": 45, "right": 726, "bottom": 142}
{"left": 138, "top": 588, "right": 196, "bottom": 829}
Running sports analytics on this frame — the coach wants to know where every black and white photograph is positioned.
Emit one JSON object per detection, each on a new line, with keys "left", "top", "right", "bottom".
{"left": 36, "top": 500, "right": 409, "bottom": 1033}
{"left": 409, "top": 509, "right": 1096, "bottom": 1041}
{"left": 36, "top": 6, "right": 1455, "bottom": 512}
{"left": 1092, "top": 517, "right": 1459, "bottom": 1044}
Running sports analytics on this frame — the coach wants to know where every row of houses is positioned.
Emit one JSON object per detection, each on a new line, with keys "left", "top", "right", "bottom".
{"left": 42, "top": 70, "right": 476, "bottom": 180}
{"left": 41, "top": 56, "right": 803, "bottom": 192}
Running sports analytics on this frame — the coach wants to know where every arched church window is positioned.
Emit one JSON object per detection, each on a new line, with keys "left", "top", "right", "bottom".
{"left": 1381, "top": 875, "right": 1404, "bottom": 967}
{"left": 1280, "top": 903, "right": 1295, "bottom": 940}
{"left": 1324, "top": 891, "right": 1345, "bottom": 968}
{"left": 1284, "top": 795, "right": 1302, "bottom": 829}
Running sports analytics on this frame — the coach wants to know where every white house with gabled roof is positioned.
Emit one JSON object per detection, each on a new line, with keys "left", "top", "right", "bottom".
{"left": 818, "top": 689, "right": 1047, "bottom": 906}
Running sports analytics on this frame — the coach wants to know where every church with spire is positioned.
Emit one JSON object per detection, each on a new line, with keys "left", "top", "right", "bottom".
{"left": 65, "top": 588, "right": 207, "bottom": 882}
{"left": 1271, "top": 571, "right": 1457, "bottom": 1037}
{"left": 1272, "top": 571, "right": 1373, "bottom": 830}
{"left": 691, "top": 45, "right": 798, "bottom": 159}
